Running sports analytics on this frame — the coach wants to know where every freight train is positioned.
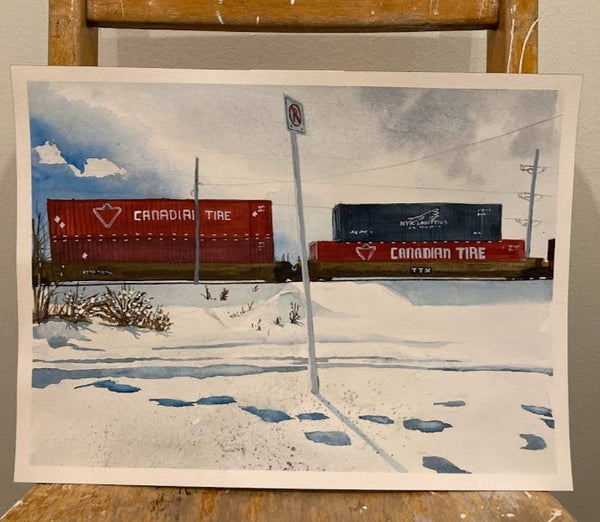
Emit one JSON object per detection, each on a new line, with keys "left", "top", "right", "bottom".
{"left": 39, "top": 199, "right": 553, "bottom": 283}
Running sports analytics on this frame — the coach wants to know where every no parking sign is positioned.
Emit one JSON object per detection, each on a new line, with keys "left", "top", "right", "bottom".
{"left": 284, "top": 95, "right": 306, "bottom": 134}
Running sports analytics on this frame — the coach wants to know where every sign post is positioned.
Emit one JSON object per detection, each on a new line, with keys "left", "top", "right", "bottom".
{"left": 284, "top": 95, "right": 319, "bottom": 395}
{"left": 193, "top": 157, "right": 200, "bottom": 285}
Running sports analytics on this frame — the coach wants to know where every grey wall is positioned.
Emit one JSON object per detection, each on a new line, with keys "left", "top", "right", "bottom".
{"left": 2, "top": 1, "right": 598, "bottom": 519}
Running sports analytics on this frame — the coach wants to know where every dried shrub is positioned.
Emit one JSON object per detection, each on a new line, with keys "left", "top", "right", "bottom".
{"left": 53, "top": 286, "right": 99, "bottom": 323}
{"left": 289, "top": 302, "right": 302, "bottom": 325}
{"left": 219, "top": 287, "right": 229, "bottom": 301}
{"left": 92, "top": 285, "right": 172, "bottom": 332}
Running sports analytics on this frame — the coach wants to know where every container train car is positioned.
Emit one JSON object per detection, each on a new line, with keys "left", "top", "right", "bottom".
{"left": 308, "top": 202, "right": 552, "bottom": 281}
{"left": 307, "top": 239, "right": 550, "bottom": 280}
{"left": 40, "top": 199, "right": 553, "bottom": 282}
{"left": 43, "top": 198, "right": 276, "bottom": 282}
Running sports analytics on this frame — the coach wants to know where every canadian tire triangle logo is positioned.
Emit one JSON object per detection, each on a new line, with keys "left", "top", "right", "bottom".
{"left": 93, "top": 203, "right": 122, "bottom": 229}
{"left": 355, "top": 243, "right": 376, "bottom": 261}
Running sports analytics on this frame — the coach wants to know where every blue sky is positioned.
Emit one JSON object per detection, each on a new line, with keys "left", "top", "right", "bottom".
{"left": 28, "top": 76, "right": 562, "bottom": 258}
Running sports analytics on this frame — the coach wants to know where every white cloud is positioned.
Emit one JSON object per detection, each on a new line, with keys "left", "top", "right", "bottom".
{"left": 80, "top": 158, "right": 127, "bottom": 178}
{"left": 34, "top": 142, "right": 126, "bottom": 179}
{"left": 34, "top": 141, "right": 81, "bottom": 175}
{"left": 34, "top": 141, "right": 66, "bottom": 164}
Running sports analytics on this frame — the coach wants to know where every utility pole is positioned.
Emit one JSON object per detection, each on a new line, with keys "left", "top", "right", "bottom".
{"left": 517, "top": 149, "right": 546, "bottom": 258}
{"left": 193, "top": 157, "right": 200, "bottom": 285}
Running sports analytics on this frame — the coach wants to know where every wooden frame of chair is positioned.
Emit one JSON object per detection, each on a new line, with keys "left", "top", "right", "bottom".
{"left": 48, "top": 0, "right": 538, "bottom": 73}
{"left": 25, "top": 2, "right": 572, "bottom": 519}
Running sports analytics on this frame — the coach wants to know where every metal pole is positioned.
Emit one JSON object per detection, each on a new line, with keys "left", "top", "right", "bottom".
{"left": 290, "top": 132, "right": 319, "bottom": 395}
{"left": 525, "top": 149, "right": 540, "bottom": 258}
{"left": 194, "top": 157, "right": 200, "bottom": 284}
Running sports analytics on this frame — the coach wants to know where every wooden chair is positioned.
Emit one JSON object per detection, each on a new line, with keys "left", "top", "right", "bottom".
{"left": 20, "top": 1, "right": 572, "bottom": 521}
{"left": 48, "top": 0, "right": 538, "bottom": 73}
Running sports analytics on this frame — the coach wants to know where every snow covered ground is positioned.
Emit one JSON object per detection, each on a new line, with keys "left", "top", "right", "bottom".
{"left": 23, "top": 279, "right": 567, "bottom": 488}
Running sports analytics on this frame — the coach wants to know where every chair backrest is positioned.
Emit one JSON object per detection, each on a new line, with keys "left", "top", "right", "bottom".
{"left": 48, "top": 0, "right": 538, "bottom": 72}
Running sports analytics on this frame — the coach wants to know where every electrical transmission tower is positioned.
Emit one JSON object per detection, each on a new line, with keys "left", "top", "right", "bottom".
{"left": 517, "top": 149, "right": 547, "bottom": 258}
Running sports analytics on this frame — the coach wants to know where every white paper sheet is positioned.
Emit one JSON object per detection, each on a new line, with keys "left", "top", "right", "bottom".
{"left": 13, "top": 67, "right": 580, "bottom": 490}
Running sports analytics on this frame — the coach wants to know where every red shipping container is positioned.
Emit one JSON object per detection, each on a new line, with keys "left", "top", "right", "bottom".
{"left": 50, "top": 236, "right": 274, "bottom": 264}
{"left": 47, "top": 198, "right": 274, "bottom": 264}
{"left": 47, "top": 199, "right": 272, "bottom": 239}
{"left": 309, "top": 240, "right": 526, "bottom": 263}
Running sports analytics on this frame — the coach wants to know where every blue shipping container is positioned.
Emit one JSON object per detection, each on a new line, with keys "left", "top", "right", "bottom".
{"left": 332, "top": 203, "right": 502, "bottom": 242}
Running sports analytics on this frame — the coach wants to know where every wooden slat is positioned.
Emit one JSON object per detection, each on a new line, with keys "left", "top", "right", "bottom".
{"left": 487, "top": 0, "right": 538, "bottom": 73}
{"left": 49, "top": 0, "right": 98, "bottom": 65}
{"left": 3, "top": 484, "right": 575, "bottom": 521}
{"left": 87, "top": 0, "right": 499, "bottom": 32}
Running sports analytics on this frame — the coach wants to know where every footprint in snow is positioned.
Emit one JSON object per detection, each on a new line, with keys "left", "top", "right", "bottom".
{"left": 434, "top": 400, "right": 466, "bottom": 408}
{"left": 423, "top": 456, "right": 470, "bottom": 474}
{"left": 520, "top": 433, "right": 547, "bottom": 451}
{"left": 304, "top": 431, "right": 351, "bottom": 446}
{"left": 150, "top": 398, "right": 195, "bottom": 407}
{"left": 241, "top": 406, "right": 292, "bottom": 423}
{"left": 359, "top": 415, "right": 394, "bottom": 425}
{"left": 297, "top": 412, "right": 329, "bottom": 421}
{"left": 197, "top": 396, "right": 236, "bottom": 405}
{"left": 521, "top": 404, "right": 553, "bottom": 417}
{"left": 403, "top": 418, "right": 452, "bottom": 433}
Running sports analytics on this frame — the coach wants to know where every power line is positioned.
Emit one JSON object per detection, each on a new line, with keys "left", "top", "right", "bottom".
{"left": 198, "top": 179, "right": 292, "bottom": 187}
{"left": 197, "top": 113, "right": 559, "bottom": 188}
{"left": 303, "top": 181, "right": 553, "bottom": 197}
{"left": 198, "top": 178, "right": 553, "bottom": 197}
{"left": 304, "top": 114, "right": 561, "bottom": 182}
{"left": 192, "top": 115, "right": 560, "bottom": 196}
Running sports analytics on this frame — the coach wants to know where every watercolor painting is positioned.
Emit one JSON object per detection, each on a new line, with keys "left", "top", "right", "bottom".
{"left": 13, "top": 68, "right": 579, "bottom": 490}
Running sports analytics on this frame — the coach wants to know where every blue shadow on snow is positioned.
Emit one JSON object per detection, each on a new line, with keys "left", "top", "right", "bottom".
{"left": 197, "top": 396, "right": 236, "bottom": 405}
{"left": 520, "top": 434, "right": 547, "bottom": 451}
{"left": 33, "top": 364, "right": 306, "bottom": 388}
{"left": 359, "top": 415, "right": 394, "bottom": 425}
{"left": 541, "top": 418, "right": 555, "bottom": 429}
{"left": 149, "top": 395, "right": 237, "bottom": 407}
{"left": 423, "top": 456, "right": 470, "bottom": 474}
{"left": 522, "top": 404, "right": 553, "bottom": 417}
{"left": 241, "top": 406, "right": 292, "bottom": 423}
{"left": 434, "top": 400, "right": 466, "bottom": 408}
{"left": 304, "top": 431, "right": 351, "bottom": 446}
{"left": 403, "top": 418, "right": 452, "bottom": 433}
{"left": 74, "top": 379, "right": 140, "bottom": 393}
{"left": 297, "top": 412, "right": 329, "bottom": 421}
{"left": 150, "top": 398, "right": 196, "bottom": 407}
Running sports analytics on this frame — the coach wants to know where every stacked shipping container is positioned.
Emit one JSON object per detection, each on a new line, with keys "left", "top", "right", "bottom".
{"left": 310, "top": 202, "right": 527, "bottom": 264}
{"left": 47, "top": 199, "right": 274, "bottom": 263}
{"left": 332, "top": 203, "right": 502, "bottom": 242}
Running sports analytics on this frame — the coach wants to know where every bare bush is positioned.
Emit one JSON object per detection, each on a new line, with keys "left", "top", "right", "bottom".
{"left": 251, "top": 318, "right": 262, "bottom": 331}
{"left": 228, "top": 301, "right": 255, "bottom": 319}
{"left": 53, "top": 285, "right": 99, "bottom": 323}
{"left": 289, "top": 302, "right": 302, "bottom": 325}
{"left": 92, "top": 285, "right": 172, "bottom": 332}
{"left": 33, "top": 285, "right": 57, "bottom": 324}
{"left": 32, "top": 211, "right": 61, "bottom": 323}
{"left": 30, "top": 211, "right": 170, "bottom": 331}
